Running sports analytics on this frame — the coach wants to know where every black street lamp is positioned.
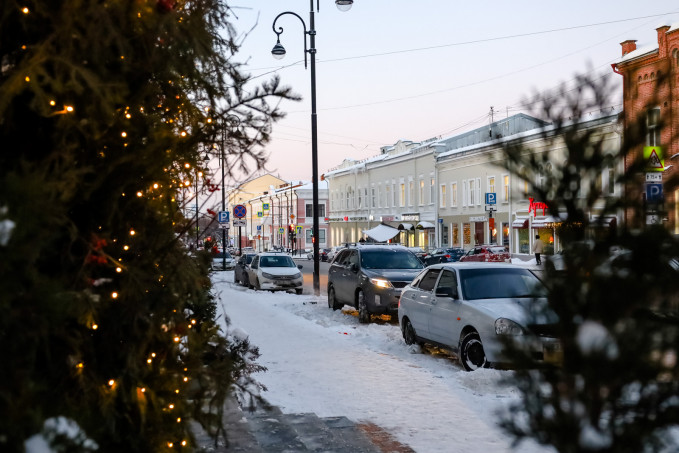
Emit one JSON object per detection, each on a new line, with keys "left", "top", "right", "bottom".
{"left": 219, "top": 115, "right": 240, "bottom": 269}
{"left": 271, "top": 0, "right": 353, "bottom": 296}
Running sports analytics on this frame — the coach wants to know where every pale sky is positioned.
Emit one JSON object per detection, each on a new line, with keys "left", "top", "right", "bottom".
{"left": 229, "top": 0, "right": 679, "bottom": 183}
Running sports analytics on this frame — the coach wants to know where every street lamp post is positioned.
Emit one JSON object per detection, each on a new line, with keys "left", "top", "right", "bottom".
{"left": 219, "top": 115, "right": 240, "bottom": 269}
{"left": 271, "top": 0, "right": 353, "bottom": 295}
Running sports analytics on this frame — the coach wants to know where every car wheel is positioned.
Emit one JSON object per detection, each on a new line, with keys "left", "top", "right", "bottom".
{"left": 327, "top": 285, "right": 341, "bottom": 310}
{"left": 460, "top": 331, "right": 488, "bottom": 371}
{"left": 357, "top": 290, "right": 370, "bottom": 324}
{"left": 295, "top": 288, "right": 303, "bottom": 295}
{"left": 402, "top": 318, "right": 419, "bottom": 346}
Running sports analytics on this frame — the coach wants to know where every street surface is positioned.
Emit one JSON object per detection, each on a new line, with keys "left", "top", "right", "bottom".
{"left": 212, "top": 271, "right": 551, "bottom": 453}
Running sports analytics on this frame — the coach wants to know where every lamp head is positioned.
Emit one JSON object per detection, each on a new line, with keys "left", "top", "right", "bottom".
{"left": 335, "top": 0, "right": 353, "bottom": 12}
{"left": 271, "top": 41, "right": 286, "bottom": 59}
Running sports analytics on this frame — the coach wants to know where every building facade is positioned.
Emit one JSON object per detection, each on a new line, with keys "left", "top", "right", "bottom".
{"left": 612, "top": 23, "right": 679, "bottom": 233}
{"left": 324, "top": 113, "right": 623, "bottom": 256}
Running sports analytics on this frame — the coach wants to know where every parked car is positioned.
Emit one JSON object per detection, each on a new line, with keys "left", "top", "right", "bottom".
{"left": 306, "top": 248, "right": 331, "bottom": 261}
{"left": 423, "top": 247, "right": 465, "bottom": 266}
{"left": 247, "top": 252, "right": 304, "bottom": 294}
{"left": 459, "top": 245, "right": 511, "bottom": 263}
{"left": 326, "top": 246, "right": 344, "bottom": 263}
{"left": 398, "top": 262, "right": 559, "bottom": 371}
{"left": 406, "top": 247, "right": 428, "bottom": 263}
{"left": 234, "top": 252, "right": 257, "bottom": 286}
{"left": 212, "top": 251, "right": 236, "bottom": 270}
{"left": 327, "top": 244, "right": 424, "bottom": 323}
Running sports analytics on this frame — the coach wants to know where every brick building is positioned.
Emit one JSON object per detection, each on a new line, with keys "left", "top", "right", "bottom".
{"left": 612, "top": 23, "right": 679, "bottom": 233}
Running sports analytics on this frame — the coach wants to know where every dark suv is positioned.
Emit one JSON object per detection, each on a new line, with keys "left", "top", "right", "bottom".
{"left": 327, "top": 245, "right": 424, "bottom": 323}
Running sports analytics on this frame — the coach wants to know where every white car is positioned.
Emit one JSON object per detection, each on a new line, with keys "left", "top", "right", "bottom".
{"left": 212, "top": 251, "right": 235, "bottom": 270}
{"left": 398, "top": 262, "right": 560, "bottom": 371}
{"left": 247, "top": 252, "right": 304, "bottom": 294}
{"left": 326, "top": 246, "right": 344, "bottom": 263}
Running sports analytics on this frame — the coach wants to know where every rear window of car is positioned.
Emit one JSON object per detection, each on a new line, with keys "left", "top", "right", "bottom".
{"left": 260, "top": 255, "right": 296, "bottom": 268}
{"left": 459, "top": 267, "right": 545, "bottom": 300}
{"left": 489, "top": 247, "right": 508, "bottom": 254}
{"left": 360, "top": 249, "right": 424, "bottom": 270}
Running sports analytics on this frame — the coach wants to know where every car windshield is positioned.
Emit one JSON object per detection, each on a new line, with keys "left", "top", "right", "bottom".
{"left": 489, "top": 247, "right": 507, "bottom": 254}
{"left": 459, "top": 267, "right": 546, "bottom": 300}
{"left": 260, "top": 255, "right": 296, "bottom": 268}
{"left": 360, "top": 250, "right": 424, "bottom": 270}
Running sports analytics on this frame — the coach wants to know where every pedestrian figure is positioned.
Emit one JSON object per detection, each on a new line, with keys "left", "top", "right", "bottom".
{"left": 532, "top": 234, "right": 544, "bottom": 265}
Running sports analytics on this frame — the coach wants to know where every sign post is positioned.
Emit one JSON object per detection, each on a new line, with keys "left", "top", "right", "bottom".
{"left": 233, "top": 204, "right": 247, "bottom": 255}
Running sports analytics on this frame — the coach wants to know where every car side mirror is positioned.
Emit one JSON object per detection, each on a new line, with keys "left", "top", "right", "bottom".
{"left": 297, "top": 265, "right": 303, "bottom": 269}
{"left": 350, "top": 263, "right": 359, "bottom": 273}
{"left": 435, "top": 286, "right": 458, "bottom": 299}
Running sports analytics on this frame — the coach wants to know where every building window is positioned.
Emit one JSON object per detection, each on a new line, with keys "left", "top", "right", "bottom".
{"left": 451, "top": 182, "right": 458, "bottom": 207}
{"left": 647, "top": 108, "right": 661, "bottom": 146}
{"left": 440, "top": 184, "right": 447, "bottom": 207}
{"left": 400, "top": 183, "right": 406, "bottom": 207}
{"left": 488, "top": 176, "right": 495, "bottom": 197}
{"left": 306, "top": 203, "right": 326, "bottom": 218}
{"left": 409, "top": 180, "right": 415, "bottom": 206}
{"left": 419, "top": 179, "right": 424, "bottom": 206}
{"left": 468, "top": 179, "right": 475, "bottom": 206}
{"left": 305, "top": 228, "right": 326, "bottom": 245}
{"left": 430, "top": 177, "right": 435, "bottom": 204}
{"left": 442, "top": 225, "right": 449, "bottom": 246}
{"left": 385, "top": 184, "right": 391, "bottom": 208}
{"left": 392, "top": 183, "right": 397, "bottom": 207}
{"left": 371, "top": 186, "right": 376, "bottom": 208}
{"left": 376, "top": 185, "right": 381, "bottom": 208}
{"left": 503, "top": 175, "right": 509, "bottom": 202}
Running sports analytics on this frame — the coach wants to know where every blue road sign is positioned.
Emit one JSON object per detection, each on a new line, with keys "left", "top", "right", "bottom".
{"left": 256, "top": 225, "right": 262, "bottom": 231}
{"left": 233, "top": 204, "right": 247, "bottom": 218}
{"left": 218, "top": 211, "right": 229, "bottom": 223}
{"left": 485, "top": 193, "right": 497, "bottom": 205}
{"left": 646, "top": 183, "right": 663, "bottom": 203}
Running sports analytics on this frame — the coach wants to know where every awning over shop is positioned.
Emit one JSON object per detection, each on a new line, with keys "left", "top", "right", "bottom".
{"left": 512, "top": 217, "right": 528, "bottom": 229}
{"left": 416, "top": 221, "right": 436, "bottom": 229}
{"left": 362, "top": 223, "right": 400, "bottom": 242}
{"left": 532, "top": 216, "right": 561, "bottom": 229}
{"left": 398, "top": 223, "right": 414, "bottom": 231}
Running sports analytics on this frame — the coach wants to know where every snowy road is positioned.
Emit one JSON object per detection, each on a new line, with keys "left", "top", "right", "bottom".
{"left": 212, "top": 272, "right": 552, "bottom": 453}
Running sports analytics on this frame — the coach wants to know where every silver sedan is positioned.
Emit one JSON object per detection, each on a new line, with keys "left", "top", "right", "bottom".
{"left": 398, "top": 262, "right": 560, "bottom": 371}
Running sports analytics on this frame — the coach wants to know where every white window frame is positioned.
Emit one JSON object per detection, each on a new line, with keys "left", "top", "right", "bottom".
{"left": 408, "top": 179, "right": 415, "bottom": 207}
{"left": 451, "top": 182, "right": 458, "bottom": 207}
{"left": 430, "top": 176, "right": 435, "bottom": 205}
{"left": 419, "top": 178, "right": 425, "bottom": 206}
{"left": 400, "top": 182, "right": 406, "bottom": 207}
{"left": 502, "top": 174, "right": 510, "bottom": 203}
{"left": 440, "top": 184, "right": 447, "bottom": 208}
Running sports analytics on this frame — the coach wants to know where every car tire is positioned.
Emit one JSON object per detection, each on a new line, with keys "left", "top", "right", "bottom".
{"left": 357, "top": 290, "right": 370, "bottom": 324}
{"left": 402, "top": 318, "right": 420, "bottom": 346}
{"left": 460, "top": 331, "right": 488, "bottom": 371}
{"left": 295, "top": 288, "right": 303, "bottom": 295}
{"left": 327, "top": 285, "right": 341, "bottom": 310}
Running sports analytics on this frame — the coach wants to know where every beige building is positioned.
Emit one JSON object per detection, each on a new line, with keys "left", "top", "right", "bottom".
{"left": 324, "top": 139, "right": 440, "bottom": 249}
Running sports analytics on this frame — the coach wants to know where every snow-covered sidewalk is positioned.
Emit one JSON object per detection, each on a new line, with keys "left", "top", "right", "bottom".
{"left": 212, "top": 272, "right": 551, "bottom": 453}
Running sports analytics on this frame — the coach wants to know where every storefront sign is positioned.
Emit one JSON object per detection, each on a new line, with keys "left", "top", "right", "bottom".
{"left": 401, "top": 213, "right": 420, "bottom": 221}
{"left": 470, "top": 216, "right": 486, "bottom": 222}
{"left": 528, "top": 197, "right": 548, "bottom": 216}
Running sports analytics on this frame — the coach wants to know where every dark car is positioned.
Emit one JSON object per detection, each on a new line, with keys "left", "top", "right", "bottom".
{"left": 459, "top": 245, "right": 511, "bottom": 263}
{"left": 234, "top": 252, "right": 257, "bottom": 286}
{"left": 327, "top": 244, "right": 424, "bottom": 323}
{"left": 423, "top": 247, "right": 465, "bottom": 266}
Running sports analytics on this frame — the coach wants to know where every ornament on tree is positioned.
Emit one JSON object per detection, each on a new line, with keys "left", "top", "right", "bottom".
{"left": 156, "top": 0, "right": 176, "bottom": 13}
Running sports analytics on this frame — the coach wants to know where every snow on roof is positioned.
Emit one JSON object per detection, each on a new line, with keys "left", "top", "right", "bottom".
{"left": 669, "top": 21, "right": 679, "bottom": 33}
{"left": 615, "top": 43, "right": 658, "bottom": 64}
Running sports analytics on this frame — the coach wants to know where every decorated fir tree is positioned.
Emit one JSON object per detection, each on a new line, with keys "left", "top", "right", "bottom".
{"left": 0, "top": 1, "right": 297, "bottom": 451}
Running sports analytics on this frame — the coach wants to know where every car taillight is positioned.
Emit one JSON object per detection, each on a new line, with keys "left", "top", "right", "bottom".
{"left": 445, "top": 254, "right": 450, "bottom": 258}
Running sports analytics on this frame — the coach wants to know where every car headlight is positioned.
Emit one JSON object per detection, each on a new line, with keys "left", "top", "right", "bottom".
{"left": 292, "top": 272, "right": 302, "bottom": 279}
{"left": 495, "top": 318, "right": 525, "bottom": 335}
{"left": 369, "top": 278, "right": 393, "bottom": 289}
{"left": 262, "top": 272, "right": 276, "bottom": 279}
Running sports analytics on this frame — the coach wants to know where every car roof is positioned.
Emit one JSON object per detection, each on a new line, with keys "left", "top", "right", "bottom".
{"left": 426, "top": 262, "right": 518, "bottom": 270}
{"left": 256, "top": 251, "right": 292, "bottom": 256}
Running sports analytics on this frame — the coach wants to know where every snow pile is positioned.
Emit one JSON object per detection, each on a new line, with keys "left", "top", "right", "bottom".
{"left": 24, "top": 417, "right": 98, "bottom": 453}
